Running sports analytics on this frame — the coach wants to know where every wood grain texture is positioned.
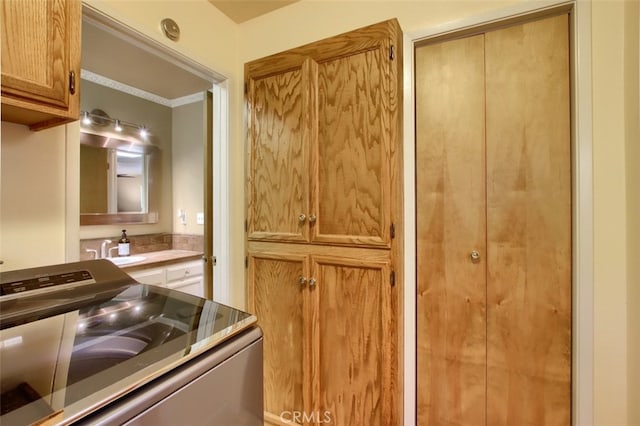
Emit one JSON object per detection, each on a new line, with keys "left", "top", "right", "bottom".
{"left": 312, "top": 256, "right": 394, "bottom": 426}
{"left": 1, "top": 0, "right": 81, "bottom": 129}
{"left": 245, "top": 19, "right": 401, "bottom": 249}
{"left": 415, "top": 34, "right": 488, "bottom": 426}
{"left": 247, "top": 63, "right": 310, "bottom": 242}
{"left": 1, "top": 0, "right": 74, "bottom": 106}
{"left": 485, "top": 14, "right": 571, "bottom": 426}
{"left": 314, "top": 46, "right": 390, "bottom": 246}
{"left": 245, "top": 19, "right": 403, "bottom": 425}
{"left": 248, "top": 252, "right": 310, "bottom": 426}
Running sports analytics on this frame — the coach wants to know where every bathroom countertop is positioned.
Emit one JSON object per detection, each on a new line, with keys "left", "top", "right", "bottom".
{"left": 116, "top": 249, "right": 203, "bottom": 272}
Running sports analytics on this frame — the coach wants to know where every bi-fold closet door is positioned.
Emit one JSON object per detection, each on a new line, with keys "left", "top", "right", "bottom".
{"left": 416, "top": 12, "right": 572, "bottom": 426}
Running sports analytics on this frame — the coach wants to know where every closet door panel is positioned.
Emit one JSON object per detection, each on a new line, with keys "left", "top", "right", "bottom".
{"left": 415, "top": 34, "right": 487, "bottom": 426}
{"left": 485, "top": 14, "right": 571, "bottom": 426}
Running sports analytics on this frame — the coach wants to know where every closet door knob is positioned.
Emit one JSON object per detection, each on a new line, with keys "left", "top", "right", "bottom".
{"left": 470, "top": 250, "right": 481, "bottom": 262}
{"left": 298, "top": 214, "right": 306, "bottom": 223}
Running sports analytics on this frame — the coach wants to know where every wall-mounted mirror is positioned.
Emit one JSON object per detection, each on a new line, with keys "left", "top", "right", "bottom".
{"left": 80, "top": 108, "right": 154, "bottom": 215}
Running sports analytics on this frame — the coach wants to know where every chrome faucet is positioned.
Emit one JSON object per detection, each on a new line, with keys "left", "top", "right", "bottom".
{"left": 85, "top": 248, "right": 98, "bottom": 260}
{"left": 100, "top": 239, "right": 112, "bottom": 259}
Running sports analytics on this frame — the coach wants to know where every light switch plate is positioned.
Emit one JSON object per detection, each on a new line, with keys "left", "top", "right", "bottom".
{"left": 196, "top": 212, "right": 204, "bottom": 225}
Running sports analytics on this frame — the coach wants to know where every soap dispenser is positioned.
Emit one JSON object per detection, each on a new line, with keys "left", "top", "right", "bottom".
{"left": 118, "top": 229, "right": 130, "bottom": 256}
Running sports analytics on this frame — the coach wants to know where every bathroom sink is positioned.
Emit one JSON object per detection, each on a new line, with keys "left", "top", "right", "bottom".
{"left": 108, "top": 256, "right": 146, "bottom": 266}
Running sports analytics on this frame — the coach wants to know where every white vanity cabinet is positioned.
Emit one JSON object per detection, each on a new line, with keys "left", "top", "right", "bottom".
{"left": 128, "top": 266, "right": 166, "bottom": 287}
{"left": 166, "top": 260, "right": 204, "bottom": 298}
{"left": 127, "top": 259, "right": 204, "bottom": 298}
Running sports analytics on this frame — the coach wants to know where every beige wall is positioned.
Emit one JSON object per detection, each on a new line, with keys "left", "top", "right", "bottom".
{"left": 0, "top": 123, "right": 67, "bottom": 270}
{"left": 239, "top": 0, "right": 522, "bottom": 62}
{"left": 172, "top": 99, "right": 205, "bottom": 235}
{"left": 592, "top": 1, "right": 638, "bottom": 424}
{"left": 625, "top": 1, "right": 640, "bottom": 425}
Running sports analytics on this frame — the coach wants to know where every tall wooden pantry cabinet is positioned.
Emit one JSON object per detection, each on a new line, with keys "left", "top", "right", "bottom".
{"left": 245, "top": 19, "right": 403, "bottom": 426}
{"left": 416, "top": 11, "right": 572, "bottom": 426}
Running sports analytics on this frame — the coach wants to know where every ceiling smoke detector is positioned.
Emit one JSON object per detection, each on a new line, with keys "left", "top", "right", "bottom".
{"left": 161, "top": 18, "right": 180, "bottom": 42}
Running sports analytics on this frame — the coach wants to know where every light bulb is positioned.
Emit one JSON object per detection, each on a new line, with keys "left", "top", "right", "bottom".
{"left": 139, "top": 126, "right": 148, "bottom": 138}
{"left": 114, "top": 119, "right": 123, "bottom": 132}
{"left": 82, "top": 111, "right": 91, "bottom": 125}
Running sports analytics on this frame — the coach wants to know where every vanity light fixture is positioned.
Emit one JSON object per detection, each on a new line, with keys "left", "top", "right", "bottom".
{"left": 80, "top": 110, "right": 151, "bottom": 138}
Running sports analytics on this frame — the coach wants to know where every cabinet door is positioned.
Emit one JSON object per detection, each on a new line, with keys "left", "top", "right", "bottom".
{"left": 128, "top": 267, "right": 166, "bottom": 287}
{"left": 246, "top": 59, "right": 313, "bottom": 243}
{"left": 312, "top": 34, "right": 396, "bottom": 248}
{"left": 1, "top": 0, "right": 81, "bottom": 129}
{"left": 311, "top": 256, "right": 395, "bottom": 425}
{"left": 247, "top": 252, "right": 310, "bottom": 426}
{"left": 167, "top": 276, "right": 203, "bottom": 298}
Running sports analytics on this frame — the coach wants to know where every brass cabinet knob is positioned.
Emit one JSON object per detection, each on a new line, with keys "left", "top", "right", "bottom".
{"left": 470, "top": 250, "right": 481, "bottom": 262}
{"left": 298, "top": 213, "right": 306, "bottom": 223}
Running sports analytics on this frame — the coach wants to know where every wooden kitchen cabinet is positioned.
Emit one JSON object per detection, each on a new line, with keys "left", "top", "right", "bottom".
{"left": 1, "top": 0, "right": 81, "bottom": 130}
{"left": 246, "top": 19, "right": 403, "bottom": 426}
{"left": 247, "top": 252, "right": 309, "bottom": 426}
{"left": 245, "top": 19, "right": 402, "bottom": 249}
{"left": 247, "top": 246, "right": 395, "bottom": 426}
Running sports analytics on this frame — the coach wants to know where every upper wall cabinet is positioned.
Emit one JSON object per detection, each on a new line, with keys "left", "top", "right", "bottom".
{"left": 245, "top": 19, "right": 402, "bottom": 248}
{"left": 1, "top": 0, "right": 81, "bottom": 130}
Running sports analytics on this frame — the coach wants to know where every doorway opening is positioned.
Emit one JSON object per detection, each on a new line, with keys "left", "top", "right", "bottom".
{"left": 75, "top": 4, "right": 231, "bottom": 302}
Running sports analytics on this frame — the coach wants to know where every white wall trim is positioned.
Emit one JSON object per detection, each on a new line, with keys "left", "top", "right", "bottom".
{"left": 212, "top": 81, "right": 231, "bottom": 305}
{"left": 403, "top": 1, "right": 593, "bottom": 425}
{"left": 171, "top": 92, "right": 205, "bottom": 108}
{"left": 401, "top": 30, "right": 417, "bottom": 426}
{"left": 82, "top": 69, "right": 206, "bottom": 108}
{"left": 572, "top": 1, "right": 594, "bottom": 425}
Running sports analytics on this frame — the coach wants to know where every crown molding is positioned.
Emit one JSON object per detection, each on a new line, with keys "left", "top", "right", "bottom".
{"left": 81, "top": 69, "right": 204, "bottom": 108}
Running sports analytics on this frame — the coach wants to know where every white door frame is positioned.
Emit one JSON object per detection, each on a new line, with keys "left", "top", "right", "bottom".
{"left": 403, "top": 1, "right": 593, "bottom": 424}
